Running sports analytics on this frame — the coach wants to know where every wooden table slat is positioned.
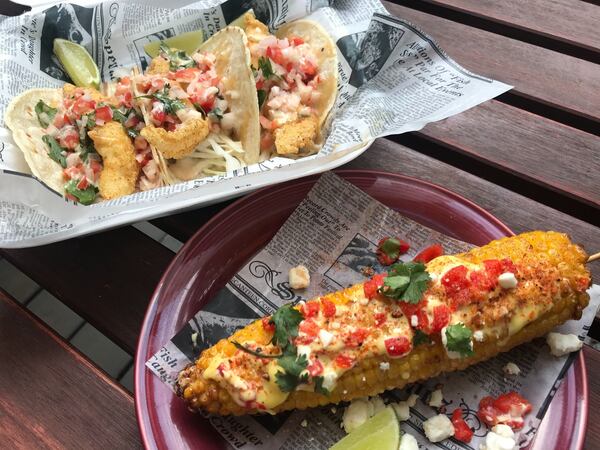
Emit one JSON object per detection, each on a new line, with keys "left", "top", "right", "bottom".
{"left": 0, "top": 289, "right": 140, "bottom": 449}
{"left": 415, "top": 99, "right": 600, "bottom": 210}
{"left": 0, "top": 227, "right": 174, "bottom": 354}
{"left": 415, "top": 0, "right": 600, "bottom": 55}
{"left": 384, "top": 2, "right": 600, "bottom": 124}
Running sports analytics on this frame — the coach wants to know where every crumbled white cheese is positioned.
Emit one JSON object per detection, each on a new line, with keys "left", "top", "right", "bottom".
{"left": 423, "top": 414, "right": 455, "bottom": 443}
{"left": 406, "top": 393, "right": 419, "bottom": 407}
{"left": 498, "top": 272, "right": 518, "bottom": 289}
{"left": 392, "top": 327, "right": 402, "bottom": 334}
{"left": 342, "top": 396, "right": 385, "bottom": 433}
{"left": 289, "top": 265, "right": 310, "bottom": 289}
{"left": 546, "top": 332, "right": 583, "bottom": 356}
{"left": 473, "top": 330, "right": 485, "bottom": 342}
{"left": 399, "top": 433, "right": 419, "bottom": 450}
{"left": 503, "top": 362, "right": 521, "bottom": 376}
{"left": 441, "top": 326, "right": 472, "bottom": 359}
{"left": 297, "top": 345, "right": 312, "bottom": 360}
{"left": 480, "top": 424, "right": 517, "bottom": 450}
{"left": 429, "top": 273, "right": 438, "bottom": 283}
{"left": 391, "top": 401, "right": 410, "bottom": 421}
{"left": 319, "top": 329, "right": 334, "bottom": 347}
{"left": 411, "top": 315, "right": 419, "bottom": 327}
{"left": 379, "top": 361, "right": 390, "bottom": 371}
{"left": 428, "top": 388, "right": 444, "bottom": 408}
{"left": 191, "top": 332, "right": 198, "bottom": 347}
{"left": 300, "top": 419, "right": 308, "bottom": 428}
{"left": 321, "top": 368, "right": 338, "bottom": 391}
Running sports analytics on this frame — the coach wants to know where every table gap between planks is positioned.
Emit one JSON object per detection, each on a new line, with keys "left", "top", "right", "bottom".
{"left": 0, "top": 0, "right": 599, "bottom": 449}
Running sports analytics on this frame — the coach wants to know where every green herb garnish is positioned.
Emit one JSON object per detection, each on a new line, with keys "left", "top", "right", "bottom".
{"left": 313, "top": 376, "right": 330, "bottom": 396}
{"left": 35, "top": 100, "right": 57, "bottom": 127}
{"left": 275, "top": 353, "right": 308, "bottom": 392}
{"left": 444, "top": 323, "right": 474, "bottom": 357}
{"left": 137, "top": 85, "right": 186, "bottom": 115}
{"left": 159, "top": 42, "right": 196, "bottom": 71}
{"left": 231, "top": 341, "right": 280, "bottom": 359}
{"left": 379, "top": 261, "right": 430, "bottom": 304}
{"left": 42, "top": 135, "right": 67, "bottom": 168}
{"left": 270, "top": 304, "right": 303, "bottom": 353}
{"left": 64, "top": 179, "right": 98, "bottom": 205}
{"left": 209, "top": 107, "right": 224, "bottom": 120}
{"left": 257, "top": 89, "right": 267, "bottom": 108}
{"left": 413, "top": 329, "right": 431, "bottom": 346}
{"left": 258, "top": 56, "right": 279, "bottom": 80}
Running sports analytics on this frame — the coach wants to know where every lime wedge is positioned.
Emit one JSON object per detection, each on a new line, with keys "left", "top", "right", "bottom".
{"left": 329, "top": 407, "right": 400, "bottom": 450}
{"left": 228, "top": 10, "right": 253, "bottom": 29}
{"left": 144, "top": 30, "right": 204, "bottom": 58}
{"left": 53, "top": 38, "right": 100, "bottom": 89}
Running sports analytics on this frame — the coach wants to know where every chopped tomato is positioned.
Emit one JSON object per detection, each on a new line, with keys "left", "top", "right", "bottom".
{"left": 290, "top": 36, "right": 304, "bottom": 46}
{"left": 344, "top": 328, "right": 369, "bottom": 348}
{"left": 172, "top": 68, "right": 199, "bottom": 82}
{"left": 95, "top": 105, "right": 113, "bottom": 122}
{"left": 266, "top": 46, "right": 285, "bottom": 66}
{"left": 301, "top": 301, "right": 320, "bottom": 319}
{"left": 335, "top": 354, "right": 355, "bottom": 369}
{"left": 399, "top": 298, "right": 427, "bottom": 318}
{"left": 299, "top": 60, "right": 317, "bottom": 78}
{"left": 60, "top": 132, "right": 80, "bottom": 150}
{"left": 431, "top": 304, "right": 451, "bottom": 333}
{"left": 374, "top": 312, "right": 387, "bottom": 327}
{"left": 483, "top": 259, "right": 503, "bottom": 278}
{"left": 477, "top": 391, "right": 532, "bottom": 430}
{"left": 442, "top": 265, "right": 470, "bottom": 293}
{"left": 363, "top": 274, "right": 385, "bottom": 300}
{"left": 469, "top": 270, "right": 496, "bottom": 292}
{"left": 376, "top": 237, "right": 410, "bottom": 266}
{"left": 299, "top": 319, "right": 320, "bottom": 338}
{"left": 76, "top": 177, "right": 88, "bottom": 190}
{"left": 451, "top": 408, "right": 473, "bottom": 443}
{"left": 320, "top": 298, "right": 336, "bottom": 318}
{"left": 89, "top": 159, "right": 102, "bottom": 176}
{"left": 384, "top": 336, "right": 411, "bottom": 358}
{"left": 121, "top": 91, "right": 133, "bottom": 108}
{"left": 413, "top": 244, "right": 443, "bottom": 263}
{"left": 501, "top": 258, "right": 517, "bottom": 273}
{"left": 307, "top": 359, "right": 324, "bottom": 377}
{"left": 72, "top": 97, "right": 96, "bottom": 116}
{"left": 261, "top": 317, "right": 275, "bottom": 333}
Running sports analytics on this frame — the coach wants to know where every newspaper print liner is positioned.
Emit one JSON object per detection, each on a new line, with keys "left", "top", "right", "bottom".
{"left": 0, "top": 0, "right": 511, "bottom": 247}
{"left": 146, "top": 172, "right": 600, "bottom": 450}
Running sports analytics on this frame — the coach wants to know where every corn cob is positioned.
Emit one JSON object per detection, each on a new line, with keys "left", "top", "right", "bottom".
{"left": 176, "top": 231, "right": 591, "bottom": 415}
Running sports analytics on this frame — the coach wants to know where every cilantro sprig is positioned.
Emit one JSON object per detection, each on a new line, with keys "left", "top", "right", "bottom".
{"left": 275, "top": 353, "right": 309, "bottom": 392}
{"left": 136, "top": 85, "right": 186, "bottom": 115}
{"left": 42, "top": 135, "right": 67, "bottom": 168}
{"left": 444, "top": 323, "right": 474, "bottom": 357}
{"left": 35, "top": 100, "right": 57, "bottom": 128}
{"left": 270, "top": 304, "right": 303, "bottom": 353}
{"left": 159, "top": 42, "right": 196, "bottom": 71}
{"left": 257, "top": 57, "right": 280, "bottom": 80}
{"left": 379, "top": 261, "right": 431, "bottom": 304}
{"left": 64, "top": 179, "right": 98, "bottom": 205}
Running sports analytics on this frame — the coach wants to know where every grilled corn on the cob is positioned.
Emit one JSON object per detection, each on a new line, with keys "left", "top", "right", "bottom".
{"left": 176, "top": 231, "right": 591, "bottom": 415}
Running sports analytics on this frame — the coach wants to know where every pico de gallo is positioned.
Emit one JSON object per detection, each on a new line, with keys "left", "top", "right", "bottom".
{"left": 478, "top": 391, "right": 532, "bottom": 430}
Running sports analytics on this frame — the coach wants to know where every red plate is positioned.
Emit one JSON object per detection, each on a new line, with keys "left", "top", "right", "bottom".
{"left": 135, "top": 170, "right": 587, "bottom": 450}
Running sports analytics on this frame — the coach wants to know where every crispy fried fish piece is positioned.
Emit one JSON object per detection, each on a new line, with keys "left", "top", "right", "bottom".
{"left": 147, "top": 56, "right": 171, "bottom": 75}
{"left": 88, "top": 122, "right": 138, "bottom": 200}
{"left": 273, "top": 116, "right": 319, "bottom": 155}
{"left": 141, "top": 117, "right": 210, "bottom": 159}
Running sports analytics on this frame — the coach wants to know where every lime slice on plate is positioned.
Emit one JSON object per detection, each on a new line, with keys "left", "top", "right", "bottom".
{"left": 144, "top": 30, "right": 204, "bottom": 57}
{"left": 53, "top": 38, "right": 100, "bottom": 89}
{"left": 329, "top": 407, "right": 400, "bottom": 450}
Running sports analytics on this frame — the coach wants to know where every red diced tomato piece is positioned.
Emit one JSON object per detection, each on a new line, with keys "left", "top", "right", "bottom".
{"left": 451, "top": 408, "right": 474, "bottom": 443}
{"left": 290, "top": 36, "right": 304, "bottom": 46}
{"left": 477, "top": 392, "right": 532, "bottom": 430}
{"left": 399, "top": 298, "right": 427, "bottom": 318}
{"left": 431, "top": 304, "right": 451, "bottom": 333}
{"left": 76, "top": 177, "right": 88, "bottom": 190}
{"left": 469, "top": 270, "right": 496, "bottom": 292}
{"left": 344, "top": 328, "right": 369, "bottom": 348}
{"left": 483, "top": 259, "right": 503, "bottom": 278}
{"left": 307, "top": 358, "right": 324, "bottom": 377}
{"left": 442, "top": 265, "right": 470, "bottom": 293}
{"left": 501, "top": 258, "right": 517, "bottom": 274}
{"left": 374, "top": 312, "right": 387, "bottom": 327}
{"left": 320, "top": 298, "right": 336, "bottom": 318}
{"left": 384, "top": 336, "right": 411, "bottom": 358}
{"left": 173, "top": 68, "right": 199, "bottom": 82}
{"left": 413, "top": 244, "right": 443, "bottom": 263}
{"left": 60, "top": 132, "right": 80, "bottom": 150}
{"left": 299, "top": 60, "right": 317, "bottom": 77}
{"left": 335, "top": 354, "right": 355, "bottom": 369}
{"left": 72, "top": 97, "right": 96, "bottom": 116}
{"left": 363, "top": 274, "right": 385, "bottom": 299}
{"left": 301, "top": 301, "right": 320, "bottom": 318}
{"left": 89, "top": 159, "right": 102, "bottom": 176}
{"left": 266, "top": 46, "right": 285, "bottom": 66}
{"left": 376, "top": 237, "right": 410, "bottom": 266}
{"left": 261, "top": 317, "right": 275, "bottom": 333}
{"left": 299, "top": 319, "right": 320, "bottom": 337}
{"left": 95, "top": 105, "right": 113, "bottom": 122}
{"left": 151, "top": 108, "right": 165, "bottom": 124}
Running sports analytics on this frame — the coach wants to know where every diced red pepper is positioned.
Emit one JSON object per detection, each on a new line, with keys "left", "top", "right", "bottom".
{"left": 431, "top": 304, "right": 451, "bottom": 333}
{"left": 95, "top": 105, "right": 113, "bottom": 122}
{"left": 483, "top": 259, "right": 503, "bottom": 278}
{"left": 469, "top": 270, "right": 496, "bottom": 292}
{"left": 384, "top": 336, "right": 411, "bottom": 358}
{"left": 363, "top": 274, "right": 385, "bottom": 300}
{"left": 451, "top": 408, "right": 474, "bottom": 443}
{"left": 413, "top": 244, "right": 443, "bottom": 263}
{"left": 320, "top": 298, "right": 336, "bottom": 318}
{"left": 477, "top": 391, "right": 532, "bottom": 430}
{"left": 299, "top": 319, "right": 320, "bottom": 338}
{"left": 344, "top": 328, "right": 369, "bottom": 348}
{"left": 374, "top": 312, "right": 387, "bottom": 327}
{"left": 301, "top": 301, "right": 320, "bottom": 319}
{"left": 442, "top": 265, "right": 470, "bottom": 293}
{"left": 261, "top": 317, "right": 275, "bottom": 333}
{"left": 307, "top": 358, "right": 324, "bottom": 377}
{"left": 334, "top": 354, "right": 355, "bottom": 369}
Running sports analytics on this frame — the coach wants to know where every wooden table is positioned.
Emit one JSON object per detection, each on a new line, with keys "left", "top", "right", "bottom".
{"left": 1, "top": 0, "right": 598, "bottom": 448}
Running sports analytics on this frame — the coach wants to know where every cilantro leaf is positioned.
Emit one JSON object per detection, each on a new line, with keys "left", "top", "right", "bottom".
{"left": 64, "top": 179, "right": 98, "bottom": 205}
{"left": 79, "top": 142, "right": 96, "bottom": 163}
{"left": 379, "top": 261, "right": 430, "bottom": 304}
{"left": 413, "top": 329, "right": 431, "bottom": 346}
{"left": 258, "top": 56, "right": 279, "bottom": 80}
{"left": 313, "top": 376, "right": 330, "bottom": 396}
{"left": 42, "top": 135, "right": 67, "bottom": 168}
{"left": 381, "top": 238, "right": 401, "bottom": 260}
{"left": 445, "top": 323, "right": 474, "bottom": 357}
{"left": 35, "top": 100, "right": 57, "bottom": 127}
{"left": 231, "top": 341, "right": 280, "bottom": 359}
{"left": 270, "top": 304, "right": 303, "bottom": 352}
{"left": 159, "top": 42, "right": 196, "bottom": 71}
{"left": 257, "top": 89, "right": 267, "bottom": 108}
{"left": 111, "top": 106, "right": 141, "bottom": 138}
{"left": 209, "top": 107, "right": 224, "bottom": 120}
{"left": 137, "top": 85, "right": 185, "bottom": 116}
{"left": 275, "top": 353, "right": 308, "bottom": 392}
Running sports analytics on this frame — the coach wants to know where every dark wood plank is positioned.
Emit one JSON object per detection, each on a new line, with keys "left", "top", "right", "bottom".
{"left": 383, "top": 2, "right": 600, "bottom": 124}
{"left": 583, "top": 345, "right": 600, "bottom": 450}
{"left": 0, "top": 289, "right": 140, "bottom": 449}
{"left": 0, "top": 226, "right": 174, "bottom": 353}
{"left": 414, "top": 100, "right": 600, "bottom": 209}
{"left": 417, "top": 0, "right": 600, "bottom": 55}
